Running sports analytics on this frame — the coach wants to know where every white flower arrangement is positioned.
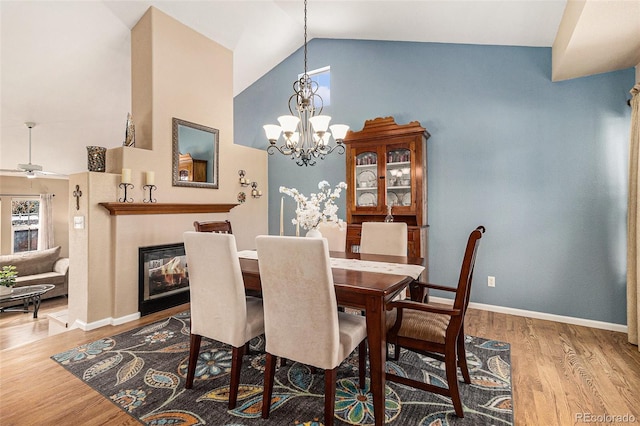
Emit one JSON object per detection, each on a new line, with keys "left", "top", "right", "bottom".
{"left": 280, "top": 180, "right": 347, "bottom": 231}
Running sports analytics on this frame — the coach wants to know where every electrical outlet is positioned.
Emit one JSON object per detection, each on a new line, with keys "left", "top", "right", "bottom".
{"left": 488, "top": 276, "right": 495, "bottom": 287}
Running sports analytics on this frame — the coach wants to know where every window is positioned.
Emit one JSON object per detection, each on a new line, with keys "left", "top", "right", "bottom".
{"left": 299, "top": 66, "right": 331, "bottom": 108}
{"left": 11, "top": 198, "right": 40, "bottom": 253}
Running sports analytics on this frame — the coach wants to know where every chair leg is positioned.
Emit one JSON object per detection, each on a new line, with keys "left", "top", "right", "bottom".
{"left": 228, "top": 345, "right": 245, "bottom": 409}
{"left": 324, "top": 367, "right": 337, "bottom": 426}
{"left": 457, "top": 332, "right": 471, "bottom": 384}
{"left": 358, "top": 340, "right": 367, "bottom": 389}
{"left": 185, "top": 334, "right": 202, "bottom": 389}
{"left": 444, "top": 347, "right": 464, "bottom": 417}
{"left": 261, "top": 352, "right": 277, "bottom": 419}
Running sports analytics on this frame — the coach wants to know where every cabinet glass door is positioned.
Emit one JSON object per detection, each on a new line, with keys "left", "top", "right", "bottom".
{"left": 355, "top": 151, "right": 378, "bottom": 207}
{"left": 385, "top": 148, "right": 411, "bottom": 207}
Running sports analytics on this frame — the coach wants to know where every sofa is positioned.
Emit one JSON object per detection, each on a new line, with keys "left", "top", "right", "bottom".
{"left": 0, "top": 246, "right": 69, "bottom": 301}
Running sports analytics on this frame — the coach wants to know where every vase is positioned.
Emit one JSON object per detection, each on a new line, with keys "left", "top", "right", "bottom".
{"left": 0, "top": 286, "right": 13, "bottom": 296}
{"left": 86, "top": 146, "right": 107, "bottom": 172}
{"left": 306, "top": 227, "right": 322, "bottom": 238}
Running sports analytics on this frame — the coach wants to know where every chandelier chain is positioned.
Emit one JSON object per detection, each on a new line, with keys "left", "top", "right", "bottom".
{"left": 303, "top": 0, "right": 308, "bottom": 75}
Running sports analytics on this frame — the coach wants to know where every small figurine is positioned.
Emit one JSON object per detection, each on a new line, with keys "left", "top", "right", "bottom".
{"left": 123, "top": 112, "right": 135, "bottom": 147}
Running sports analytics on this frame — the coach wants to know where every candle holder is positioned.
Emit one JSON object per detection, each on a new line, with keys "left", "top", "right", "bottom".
{"left": 118, "top": 183, "right": 134, "bottom": 203}
{"left": 143, "top": 184, "right": 157, "bottom": 203}
{"left": 251, "top": 182, "right": 262, "bottom": 198}
{"left": 238, "top": 170, "right": 250, "bottom": 187}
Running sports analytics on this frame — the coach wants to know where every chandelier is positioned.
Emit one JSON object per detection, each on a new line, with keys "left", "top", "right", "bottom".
{"left": 263, "top": 0, "right": 348, "bottom": 167}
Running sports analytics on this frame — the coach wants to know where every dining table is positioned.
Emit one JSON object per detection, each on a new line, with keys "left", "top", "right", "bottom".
{"left": 238, "top": 250, "right": 426, "bottom": 426}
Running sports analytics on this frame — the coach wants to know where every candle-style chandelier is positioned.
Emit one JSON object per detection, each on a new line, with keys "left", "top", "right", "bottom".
{"left": 263, "top": 0, "right": 348, "bottom": 167}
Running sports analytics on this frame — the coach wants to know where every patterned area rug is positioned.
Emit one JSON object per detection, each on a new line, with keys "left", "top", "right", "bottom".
{"left": 51, "top": 311, "right": 513, "bottom": 425}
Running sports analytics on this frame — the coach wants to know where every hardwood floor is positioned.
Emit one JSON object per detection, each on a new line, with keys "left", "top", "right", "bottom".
{"left": 1, "top": 302, "right": 639, "bottom": 425}
{"left": 0, "top": 296, "right": 68, "bottom": 351}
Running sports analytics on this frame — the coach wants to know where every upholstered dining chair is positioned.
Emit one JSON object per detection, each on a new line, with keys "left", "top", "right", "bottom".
{"left": 317, "top": 221, "right": 347, "bottom": 252}
{"left": 360, "top": 222, "right": 407, "bottom": 256}
{"left": 193, "top": 220, "right": 233, "bottom": 234}
{"left": 360, "top": 222, "right": 409, "bottom": 308}
{"left": 182, "top": 231, "right": 265, "bottom": 409}
{"left": 255, "top": 236, "right": 368, "bottom": 426}
{"left": 385, "top": 226, "right": 485, "bottom": 418}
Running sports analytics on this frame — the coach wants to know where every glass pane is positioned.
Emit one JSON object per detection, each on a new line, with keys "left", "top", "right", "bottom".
{"left": 386, "top": 149, "right": 411, "bottom": 207}
{"left": 13, "top": 229, "right": 38, "bottom": 253}
{"left": 355, "top": 151, "right": 377, "bottom": 207}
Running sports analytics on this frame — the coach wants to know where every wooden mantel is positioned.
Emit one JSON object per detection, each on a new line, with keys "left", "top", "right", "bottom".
{"left": 99, "top": 203, "right": 239, "bottom": 216}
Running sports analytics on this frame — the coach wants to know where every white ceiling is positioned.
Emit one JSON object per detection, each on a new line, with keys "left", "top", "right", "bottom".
{"left": 1, "top": 0, "right": 638, "bottom": 177}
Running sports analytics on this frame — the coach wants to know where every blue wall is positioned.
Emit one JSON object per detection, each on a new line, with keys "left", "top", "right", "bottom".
{"left": 234, "top": 39, "right": 634, "bottom": 325}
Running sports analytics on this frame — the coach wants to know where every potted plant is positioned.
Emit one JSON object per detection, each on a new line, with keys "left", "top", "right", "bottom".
{"left": 0, "top": 265, "right": 18, "bottom": 295}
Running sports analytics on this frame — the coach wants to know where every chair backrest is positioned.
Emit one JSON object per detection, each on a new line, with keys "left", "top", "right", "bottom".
{"left": 360, "top": 222, "right": 408, "bottom": 256}
{"left": 183, "top": 231, "right": 247, "bottom": 347}
{"left": 317, "top": 222, "right": 347, "bottom": 252}
{"left": 256, "top": 236, "right": 341, "bottom": 369}
{"left": 452, "top": 226, "right": 485, "bottom": 318}
{"left": 193, "top": 220, "right": 233, "bottom": 234}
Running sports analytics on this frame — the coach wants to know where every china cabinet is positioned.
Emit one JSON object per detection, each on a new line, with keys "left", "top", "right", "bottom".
{"left": 343, "top": 117, "right": 430, "bottom": 259}
{"left": 178, "top": 153, "right": 207, "bottom": 182}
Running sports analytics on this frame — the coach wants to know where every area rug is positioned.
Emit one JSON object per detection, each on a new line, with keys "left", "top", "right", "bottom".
{"left": 51, "top": 311, "right": 513, "bottom": 425}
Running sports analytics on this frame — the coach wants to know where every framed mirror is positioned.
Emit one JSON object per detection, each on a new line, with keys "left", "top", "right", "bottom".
{"left": 172, "top": 117, "right": 219, "bottom": 189}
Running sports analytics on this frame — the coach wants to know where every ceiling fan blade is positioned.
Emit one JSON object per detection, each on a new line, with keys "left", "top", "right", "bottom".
{"left": 38, "top": 170, "right": 68, "bottom": 177}
{"left": 0, "top": 168, "right": 24, "bottom": 173}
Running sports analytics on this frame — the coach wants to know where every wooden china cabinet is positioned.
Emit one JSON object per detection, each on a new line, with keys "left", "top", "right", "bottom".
{"left": 343, "top": 116, "right": 430, "bottom": 259}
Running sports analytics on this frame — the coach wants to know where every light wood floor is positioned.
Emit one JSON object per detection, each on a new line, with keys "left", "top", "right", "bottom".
{"left": 1, "top": 300, "right": 639, "bottom": 425}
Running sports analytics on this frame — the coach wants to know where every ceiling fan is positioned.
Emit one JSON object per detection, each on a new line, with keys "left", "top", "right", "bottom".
{"left": 0, "top": 122, "right": 67, "bottom": 178}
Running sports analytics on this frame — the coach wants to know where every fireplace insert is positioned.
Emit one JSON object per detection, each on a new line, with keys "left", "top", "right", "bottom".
{"left": 138, "top": 243, "right": 190, "bottom": 315}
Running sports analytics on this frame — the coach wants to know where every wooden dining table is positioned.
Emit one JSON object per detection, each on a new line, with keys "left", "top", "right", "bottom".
{"left": 239, "top": 250, "right": 425, "bottom": 426}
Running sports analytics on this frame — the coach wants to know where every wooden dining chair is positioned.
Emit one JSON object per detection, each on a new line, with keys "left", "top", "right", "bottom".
{"left": 193, "top": 220, "right": 233, "bottom": 234}
{"left": 360, "top": 222, "right": 407, "bottom": 256}
{"left": 255, "top": 236, "right": 368, "bottom": 426}
{"left": 317, "top": 221, "right": 347, "bottom": 252}
{"left": 385, "top": 226, "right": 486, "bottom": 417}
{"left": 182, "top": 231, "right": 265, "bottom": 409}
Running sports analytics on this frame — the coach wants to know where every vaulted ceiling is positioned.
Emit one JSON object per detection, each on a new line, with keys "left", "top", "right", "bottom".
{"left": 1, "top": 0, "right": 638, "bottom": 177}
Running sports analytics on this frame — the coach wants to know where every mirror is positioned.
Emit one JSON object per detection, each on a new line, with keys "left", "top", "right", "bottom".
{"left": 172, "top": 118, "right": 219, "bottom": 189}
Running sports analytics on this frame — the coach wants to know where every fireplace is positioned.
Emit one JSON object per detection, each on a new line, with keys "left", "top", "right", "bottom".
{"left": 138, "top": 243, "right": 190, "bottom": 316}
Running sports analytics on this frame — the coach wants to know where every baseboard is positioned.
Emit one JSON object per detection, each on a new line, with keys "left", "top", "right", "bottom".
{"left": 429, "top": 296, "right": 628, "bottom": 333}
{"left": 72, "top": 312, "right": 141, "bottom": 331}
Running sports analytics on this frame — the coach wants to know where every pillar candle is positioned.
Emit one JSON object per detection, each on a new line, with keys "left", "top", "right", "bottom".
{"left": 121, "top": 168, "right": 131, "bottom": 184}
{"left": 146, "top": 171, "right": 155, "bottom": 186}
{"left": 280, "top": 197, "right": 284, "bottom": 236}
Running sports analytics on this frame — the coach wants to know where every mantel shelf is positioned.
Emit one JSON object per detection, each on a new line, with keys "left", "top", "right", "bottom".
{"left": 99, "top": 202, "right": 239, "bottom": 216}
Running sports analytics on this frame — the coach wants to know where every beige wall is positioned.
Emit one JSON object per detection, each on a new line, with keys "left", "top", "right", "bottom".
{"left": 0, "top": 176, "right": 69, "bottom": 256}
{"left": 68, "top": 7, "right": 268, "bottom": 328}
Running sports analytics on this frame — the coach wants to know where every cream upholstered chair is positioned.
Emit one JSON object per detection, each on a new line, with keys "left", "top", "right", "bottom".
{"left": 360, "top": 222, "right": 409, "bottom": 309}
{"left": 255, "top": 236, "right": 367, "bottom": 426}
{"left": 385, "top": 226, "right": 485, "bottom": 417}
{"left": 182, "top": 231, "right": 265, "bottom": 409}
{"left": 317, "top": 221, "right": 347, "bottom": 252}
{"left": 360, "top": 222, "right": 408, "bottom": 256}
